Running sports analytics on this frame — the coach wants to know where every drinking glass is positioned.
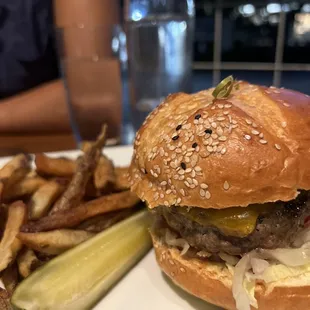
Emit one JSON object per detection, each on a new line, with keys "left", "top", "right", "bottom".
{"left": 123, "top": 0, "right": 195, "bottom": 132}
{"left": 56, "top": 26, "right": 122, "bottom": 144}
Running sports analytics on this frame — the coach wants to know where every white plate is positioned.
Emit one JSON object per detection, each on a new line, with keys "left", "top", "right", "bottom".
{"left": 0, "top": 146, "right": 221, "bottom": 310}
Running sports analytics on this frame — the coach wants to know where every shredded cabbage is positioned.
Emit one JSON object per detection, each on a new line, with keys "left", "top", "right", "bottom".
{"left": 232, "top": 232, "right": 310, "bottom": 310}
{"left": 165, "top": 229, "right": 190, "bottom": 256}
{"left": 219, "top": 252, "right": 239, "bottom": 266}
{"left": 251, "top": 258, "right": 269, "bottom": 275}
{"left": 197, "top": 251, "right": 212, "bottom": 258}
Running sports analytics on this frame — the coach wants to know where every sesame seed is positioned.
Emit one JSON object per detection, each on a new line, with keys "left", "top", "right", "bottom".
{"left": 180, "top": 189, "right": 185, "bottom": 196}
{"left": 164, "top": 201, "right": 169, "bottom": 206}
{"left": 180, "top": 267, "right": 186, "bottom": 273}
{"left": 189, "top": 184, "right": 195, "bottom": 189}
{"left": 259, "top": 139, "right": 268, "bottom": 144}
{"left": 172, "top": 135, "right": 179, "bottom": 141}
{"left": 176, "top": 148, "right": 182, "bottom": 153}
{"left": 259, "top": 133, "right": 264, "bottom": 138}
{"left": 185, "top": 157, "right": 190, "bottom": 163}
{"left": 160, "top": 193, "right": 164, "bottom": 198}
{"left": 181, "top": 162, "right": 186, "bottom": 170}
{"left": 221, "top": 147, "right": 227, "bottom": 155}
{"left": 252, "top": 122, "right": 258, "bottom": 128}
{"left": 218, "top": 104, "right": 224, "bottom": 109}
{"left": 191, "top": 170, "right": 196, "bottom": 178}
{"left": 160, "top": 181, "right": 167, "bottom": 186}
{"left": 211, "top": 133, "right": 218, "bottom": 139}
{"left": 205, "top": 128, "right": 212, "bottom": 134}
{"left": 216, "top": 127, "right": 224, "bottom": 136}
{"left": 201, "top": 183, "right": 208, "bottom": 189}
{"left": 275, "top": 144, "right": 281, "bottom": 150}
{"left": 211, "top": 122, "right": 217, "bottom": 129}
{"left": 246, "top": 119, "right": 252, "bottom": 125}
{"left": 205, "top": 191, "right": 211, "bottom": 199}
{"left": 207, "top": 146, "right": 213, "bottom": 152}
{"left": 166, "top": 189, "right": 172, "bottom": 194}
{"left": 193, "top": 179, "right": 198, "bottom": 186}
{"left": 223, "top": 110, "right": 229, "bottom": 115}
{"left": 200, "top": 189, "right": 205, "bottom": 197}
{"left": 251, "top": 130, "right": 259, "bottom": 135}
{"left": 194, "top": 166, "right": 202, "bottom": 172}
{"left": 176, "top": 197, "right": 182, "bottom": 204}
{"left": 223, "top": 181, "right": 230, "bottom": 190}
{"left": 185, "top": 168, "right": 192, "bottom": 173}
{"left": 178, "top": 169, "right": 185, "bottom": 175}
{"left": 224, "top": 104, "right": 232, "bottom": 108}
{"left": 186, "top": 177, "right": 193, "bottom": 184}
{"left": 282, "top": 122, "right": 287, "bottom": 128}
{"left": 176, "top": 124, "right": 182, "bottom": 131}
{"left": 219, "top": 136, "right": 227, "bottom": 141}
{"left": 244, "top": 134, "right": 251, "bottom": 140}
{"left": 184, "top": 181, "right": 190, "bottom": 187}
{"left": 192, "top": 142, "right": 198, "bottom": 148}
{"left": 195, "top": 114, "right": 201, "bottom": 120}
{"left": 169, "top": 259, "right": 175, "bottom": 265}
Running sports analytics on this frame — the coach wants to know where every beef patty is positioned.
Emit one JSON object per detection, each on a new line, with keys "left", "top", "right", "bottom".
{"left": 153, "top": 191, "right": 310, "bottom": 255}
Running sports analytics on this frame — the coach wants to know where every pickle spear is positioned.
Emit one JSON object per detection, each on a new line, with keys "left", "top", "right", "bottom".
{"left": 11, "top": 210, "right": 152, "bottom": 310}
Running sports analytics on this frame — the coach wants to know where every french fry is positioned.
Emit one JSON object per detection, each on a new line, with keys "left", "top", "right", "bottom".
{"left": 114, "top": 166, "right": 130, "bottom": 191}
{"left": 29, "top": 181, "right": 64, "bottom": 220}
{"left": 77, "top": 208, "right": 136, "bottom": 233}
{"left": 0, "top": 204, "right": 8, "bottom": 239}
{"left": 80, "top": 141, "right": 93, "bottom": 153}
{"left": 35, "top": 153, "right": 76, "bottom": 177}
{"left": 2, "top": 262, "right": 19, "bottom": 296}
{"left": 0, "top": 154, "right": 31, "bottom": 201}
{"left": 22, "top": 191, "right": 140, "bottom": 232}
{"left": 17, "top": 248, "right": 39, "bottom": 278}
{"left": 3, "top": 176, "right": 47, "bottom": 201}
{"left": 0, "top": 201, "right": 26, "bottom": 272}
{"left": 18, "top": 229, "right": 95, "bottom": 255}
{"left": 49, "top": 125, "right": 107, "bottom": 214}
{"left": 94, "top": 155, "right": 115, "bottom": 190}
{"left": 0, "top": 288, "right": 12, "bottom": 310}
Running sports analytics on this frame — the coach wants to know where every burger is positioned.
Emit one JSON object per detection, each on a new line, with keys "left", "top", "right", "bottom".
{"left": 129, "top": 76, "right": 310, "bottom": 310}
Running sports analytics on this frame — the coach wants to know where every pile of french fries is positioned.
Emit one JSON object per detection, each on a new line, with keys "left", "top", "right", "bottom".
{"left": 0, "top": 126, "right": 140, "bottom": 308}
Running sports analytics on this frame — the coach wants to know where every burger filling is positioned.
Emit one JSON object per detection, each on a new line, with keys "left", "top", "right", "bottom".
{"left": 153, "top": 191, "right": 309, "bottom": 256}
{"left": 152, "top": 191, "right": 309, "bottom": 257}
{"left": 152, "top": 191, "right": 310, "bottom": 310}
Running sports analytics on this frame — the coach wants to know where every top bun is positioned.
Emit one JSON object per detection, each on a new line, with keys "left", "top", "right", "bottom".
{"left": 129, "top": 81, "right": 310, "bottom": 209}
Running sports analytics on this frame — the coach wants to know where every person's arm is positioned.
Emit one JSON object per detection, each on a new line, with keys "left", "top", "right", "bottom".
{"left": 0, "top": 77, "right": 121, "bottom": 138}
{"left": 0, "top": 80, "right": 71, "bottom": 133}
{"left": 0, "top": 0, "right": 121, "bottom": 138}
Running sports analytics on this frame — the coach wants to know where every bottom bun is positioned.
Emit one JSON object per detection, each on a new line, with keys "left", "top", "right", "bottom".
{"left": 151, "top": 233, "right": 310, "bottom": 310}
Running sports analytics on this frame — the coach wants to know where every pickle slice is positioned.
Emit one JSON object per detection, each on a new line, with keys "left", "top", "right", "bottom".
{"left": 12, "top": 210, "right": 152, "bottom": 310}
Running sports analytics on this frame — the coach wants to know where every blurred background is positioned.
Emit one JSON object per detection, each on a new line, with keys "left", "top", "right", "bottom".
{"left": 0, "top": 0, "right": 309, "bottom": 154}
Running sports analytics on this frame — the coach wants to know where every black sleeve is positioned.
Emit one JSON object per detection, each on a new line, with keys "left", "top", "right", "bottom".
{"left": 0, "top": 0, "right": 59, "bottom": 99}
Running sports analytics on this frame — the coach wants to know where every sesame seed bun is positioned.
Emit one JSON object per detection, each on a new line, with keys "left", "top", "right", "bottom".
{"left": 152, "top": 233, "right": 310, "bottom": 310}
{"left": 129, "top": 82, "right": 310, "bottom": 209}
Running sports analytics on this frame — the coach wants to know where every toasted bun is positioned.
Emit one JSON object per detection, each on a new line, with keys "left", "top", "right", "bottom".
{"left": 152, "top": 233, "right": 310, "bottom": 310}
{"left": 129, "top": 82, "right": 310, "bottom": 209}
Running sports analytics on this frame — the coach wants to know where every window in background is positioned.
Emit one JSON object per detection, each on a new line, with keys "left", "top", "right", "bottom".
{"left": 192, "top": 0, "right": 310, "bottom": 93}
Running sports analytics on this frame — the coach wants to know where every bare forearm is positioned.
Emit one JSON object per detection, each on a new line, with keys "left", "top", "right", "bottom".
{"left": 0, "top": 80, "right": 71, "bottom": 133}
